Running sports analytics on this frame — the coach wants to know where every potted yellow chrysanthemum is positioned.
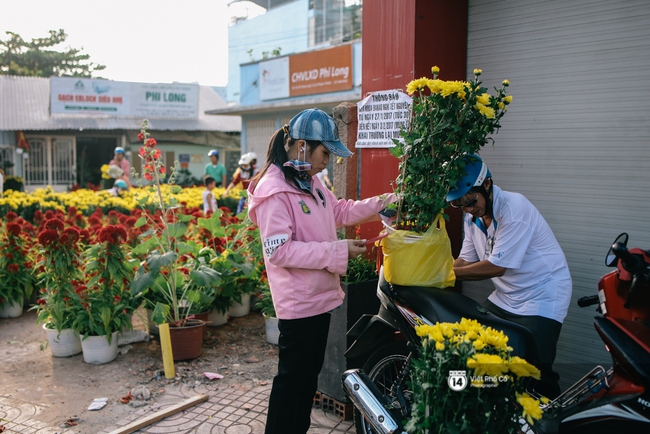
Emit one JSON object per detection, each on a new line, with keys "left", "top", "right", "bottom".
{"left": 380, "top": 67, "right": 511, "bottom": 288}
{"left": 390, "top": 67, "right": 512, "bottom": 231}
{"left": 405, "top": 318, "right": 546, "bottom": 433}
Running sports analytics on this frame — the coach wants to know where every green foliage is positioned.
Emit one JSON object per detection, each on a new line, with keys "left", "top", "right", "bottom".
{"left": 0, "top": 29, "right": 105, "bottom": 77}
{"left": 254, "top": 284, "right": 275, "bottom": 318}
{"left": 342, "top": 254, "right": 377, "bottom": 284}
{"left": 393, "top": 68, "right": 511, "bottom": 232}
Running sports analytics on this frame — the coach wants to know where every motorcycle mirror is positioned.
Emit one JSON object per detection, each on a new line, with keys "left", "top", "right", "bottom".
{"left": 605, "top": 232, "right": 629, "bottom": 267}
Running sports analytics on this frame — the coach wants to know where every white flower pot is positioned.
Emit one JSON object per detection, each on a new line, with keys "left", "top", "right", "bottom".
{"left": 80, "top": 332, "right": 119, "bottom": 364}
{"left": 264, "top": 315, "right": 280, "bottom": 345}
{"left": 0, "top": 295, "right": 24, "bottom": 318}
{"left": 208, "top": 308, "right": 228, "bottom": 327}
{"left": 43, "top": 325, "right": 82, "bottom": 357}
{"left": 228, "top": 293, "right": 251, "bottom": 318}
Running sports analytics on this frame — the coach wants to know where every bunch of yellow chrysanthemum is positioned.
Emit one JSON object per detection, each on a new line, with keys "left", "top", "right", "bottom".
{"left": 406, "top": 318, "right": 545, "bottom": 433}
{"left": 391, "top": 67, "right": 512, "bottom": 232}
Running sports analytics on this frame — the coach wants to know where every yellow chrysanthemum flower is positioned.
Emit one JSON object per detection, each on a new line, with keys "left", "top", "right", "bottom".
{"left": 477, "top": 93, "right": 491, "bottom": 105}
{"left": 502, "top": 79, "right": 510, "bottom": 86}
{"left": 479, "top": 327, "right": 509, "bottom": 350}
{"left": 516, "top": 392, "right": 544, "bottom": 425}
{"left": 473, "top": 68, "right": 482, "bottom": 76}
{"left": 435, "top": 341, "right": 445, "bottom": 351}
{"left": 431, "top": 65, "right": 440, "bottom": 76}
{"left": 503, "top": 95, "right": 513, "bottom": 104}
{"left": 467, "top": 353, "right": 508, "bottom": 378}
{"left": 475, "top": 103, "right": 496, "bottom": 119}
{"left": 508, "top": 356, "right": 541, "bottom": 380}
{"left": 406, "top": 77, "right": 430, "bottom": 95}
{"left": 472, "top": 339, "right": 486, "bottom": 351}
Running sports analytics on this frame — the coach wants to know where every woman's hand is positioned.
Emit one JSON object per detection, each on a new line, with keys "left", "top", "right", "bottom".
{"left": 347, "top": 239, "right": 367, "bottom": 258}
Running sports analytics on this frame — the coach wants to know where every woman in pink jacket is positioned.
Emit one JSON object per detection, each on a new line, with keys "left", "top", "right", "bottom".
{"left": 247, "top": 108, "right": 395, "bottom": 434}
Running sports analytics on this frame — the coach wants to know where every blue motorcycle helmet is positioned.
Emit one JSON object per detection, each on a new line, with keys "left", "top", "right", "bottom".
{"left": 446, "top": 154, "right": 491, "bottom": 202}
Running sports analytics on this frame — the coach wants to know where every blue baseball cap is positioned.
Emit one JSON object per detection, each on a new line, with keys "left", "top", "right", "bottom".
{"left": 114, "top": 179, "right": 128, "bottom": 190}
{"left": 114, "top": 147, "right": 125, "bottom": 154}
{"left": 288, "top": 108, "right": 352, "bottom": 157}
{"left": 208, "top": 149, "right": 219, "bottom": 157}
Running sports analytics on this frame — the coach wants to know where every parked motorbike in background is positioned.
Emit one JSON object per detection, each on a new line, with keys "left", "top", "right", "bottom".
{"left": 342, "top": 233, "right": 650, "bottom": 433}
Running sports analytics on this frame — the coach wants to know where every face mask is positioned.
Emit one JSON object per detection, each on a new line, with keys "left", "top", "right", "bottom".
{"left": 283, "top": 145, "right": 312, "bottom": 172}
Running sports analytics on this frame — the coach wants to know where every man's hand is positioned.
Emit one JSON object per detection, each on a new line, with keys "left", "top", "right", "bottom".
{"left": 453, "top": 258, "right": 506, "bottom": 281}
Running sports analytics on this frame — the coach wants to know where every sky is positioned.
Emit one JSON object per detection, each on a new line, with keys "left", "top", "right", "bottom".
{"left": 0, "top": 0, "right": 265, "bottom": 87}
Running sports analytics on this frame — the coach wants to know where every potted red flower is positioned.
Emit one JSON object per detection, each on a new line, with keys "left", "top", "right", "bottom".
{"left": 31, "top": 218, "right": 85, "bottom": 357}
{"left": 0, "top": 220, "right": 35, "bottom": 318}
{"left": 70, "top": 224, "right": 139, "bottom": 364}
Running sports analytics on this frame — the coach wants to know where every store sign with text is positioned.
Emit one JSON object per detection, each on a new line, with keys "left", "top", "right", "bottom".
{"left": 259, "top": 44, "right": 353, "bottom": 101}
{"left": 50, "top": 77, "right": 199, "bottom": 118}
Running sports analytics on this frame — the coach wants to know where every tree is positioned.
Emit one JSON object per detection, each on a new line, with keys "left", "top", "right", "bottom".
{"left": 0, "top": 29, "right": 105, "bottom": 78}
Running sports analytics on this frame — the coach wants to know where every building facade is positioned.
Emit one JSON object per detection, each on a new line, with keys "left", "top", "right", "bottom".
{"left": 0, "top": 75, "right": 241, "bottom": 191}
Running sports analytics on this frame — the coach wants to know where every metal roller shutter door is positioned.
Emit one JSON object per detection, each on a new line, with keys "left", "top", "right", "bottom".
{"left": 464, "top": 0, "right": 650, "bottom": 388}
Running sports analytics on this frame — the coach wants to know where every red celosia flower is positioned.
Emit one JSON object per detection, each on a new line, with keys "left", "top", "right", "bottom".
{"left": 6, "top": 211, "right": 18, "bottom": 221}
{"left": 113, "top": 295, "right": 122, "bottom": 302}
{"left": 7, "top": 222, "right": 22, "bottom": 237}
{"left": 37, "top": 298, "right": 47, "bottom": 305}
{"left": 7, "top": 264, "right": 19, "bottom": 273}
{"left": 74, "top": 285, "right": 87, "bottom": 295}
{"left": 38, "top": 229, "right": 59, "bottom": 246}
{"left": 44, "top": 218, "right": 65, "bottom": 232}
{"left": 62, "top": 227, "right": 81, "bottom": 245}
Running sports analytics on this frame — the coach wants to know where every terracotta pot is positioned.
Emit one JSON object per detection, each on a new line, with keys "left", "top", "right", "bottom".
{"left": 192, "top": 311, "right": 209, "bottom": 340}
{"left": 228, "top": 293, "right": 251, "bottom": 318}
{"left": 43, "top": 325, "right": 82, "bottom": 357}
{"left": 169, "top": 319, "right": 205, "bottom": 361}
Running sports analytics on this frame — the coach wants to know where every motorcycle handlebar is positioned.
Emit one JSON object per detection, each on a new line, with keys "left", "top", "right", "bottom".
{"left": 612, "top": 242, "right": 642, "bottom": 273}
{"left": 577, "top": 295, "right": 600, "bottom": 307}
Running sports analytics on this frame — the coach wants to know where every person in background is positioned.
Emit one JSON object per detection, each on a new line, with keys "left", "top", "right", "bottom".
{"left": 204, "top": 149, "right": 227, "bottom": 187}
{"left": 247, "top": 108, "right": 396, "bottom": 434}
{"left": 0, "top": 166, "right": 4, "bottom": 198}
{"left": 316, "top": 167, "right": 332, "bottom": 189}
{"left": 202, "top": 176, "right": 218, "bottom": 215}
{"left": 109, "top": 147, "right": 131, "bottom": 187}
{"left": 222, "top": 152, "right": 259, "bottom": 214}
{"left": 107, "top": 179, "right": 129, "bottom": 197}
{"left": 447, "top": 154, "right": 572, "bottom": 399}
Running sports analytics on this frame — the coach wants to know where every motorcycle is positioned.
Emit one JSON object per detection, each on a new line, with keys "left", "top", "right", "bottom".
{"left": 342, "top": 233, "right": 650, "bottom": 433}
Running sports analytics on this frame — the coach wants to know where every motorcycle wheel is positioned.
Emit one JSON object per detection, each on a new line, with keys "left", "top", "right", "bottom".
{"left": 354, "top": 341, "right": 411, "bottom": 434}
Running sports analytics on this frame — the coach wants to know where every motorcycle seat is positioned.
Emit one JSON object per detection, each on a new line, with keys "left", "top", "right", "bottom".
{"left": 380, "top": 273, "right": 540, "bottom": 363}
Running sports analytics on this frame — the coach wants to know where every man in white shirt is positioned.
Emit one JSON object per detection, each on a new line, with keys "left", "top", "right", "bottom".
{"left": 447, "top": 154, "right": 572, "bottom": 399}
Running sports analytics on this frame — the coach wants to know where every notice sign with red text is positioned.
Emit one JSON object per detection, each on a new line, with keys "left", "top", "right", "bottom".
{"left": 356, "top": 90, "right": 412, "bottom": 148}
{"left": 289, "top": 44, "right": 353, "bottom": 97}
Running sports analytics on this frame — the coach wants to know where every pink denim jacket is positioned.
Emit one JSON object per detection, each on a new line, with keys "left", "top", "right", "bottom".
{"left": 247, "top": 164, "right": 395, "bottom": 320}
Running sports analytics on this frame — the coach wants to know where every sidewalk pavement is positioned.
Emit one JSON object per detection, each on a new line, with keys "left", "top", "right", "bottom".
{"left": 1, "top": 382, "right": 354, "bottom": 434}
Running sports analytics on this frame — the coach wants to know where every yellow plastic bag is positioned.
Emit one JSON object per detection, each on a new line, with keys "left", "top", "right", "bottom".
{"left": 381, "top": 214, "right": 456, "bottom": 288}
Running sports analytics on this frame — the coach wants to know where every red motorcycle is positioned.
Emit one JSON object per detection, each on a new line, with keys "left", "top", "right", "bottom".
{"left": 342, "top": 233, "right": 650, "bottom": 433}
